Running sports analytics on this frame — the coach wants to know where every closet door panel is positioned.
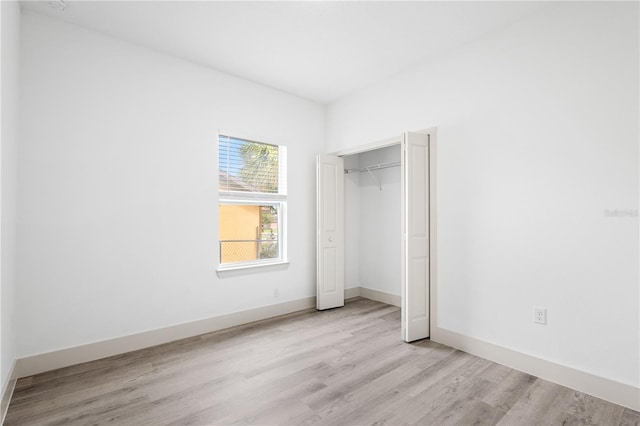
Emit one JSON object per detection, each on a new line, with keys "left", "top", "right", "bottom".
{"left": 316, "top": 154, "right": 345, "bottom": 310}
{"left": 402, "top": 132, "right": 430, "bottom": 342}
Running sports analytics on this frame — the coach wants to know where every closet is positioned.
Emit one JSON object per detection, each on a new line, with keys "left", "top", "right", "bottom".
{"left": 343, "top": 145, "right": 402, "bottom": 303}
{"left": 317, "top": 130, "right": 433, "bottom": 343}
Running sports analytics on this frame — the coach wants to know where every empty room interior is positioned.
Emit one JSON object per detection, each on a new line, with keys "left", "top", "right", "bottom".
{"left": 0, "top": 1, "right": 639, "bottom": 425}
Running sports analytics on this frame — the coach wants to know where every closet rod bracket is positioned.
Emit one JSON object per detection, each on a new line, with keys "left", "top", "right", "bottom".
{"left": 365, "top": 167, "right": 382, "bottom": 191}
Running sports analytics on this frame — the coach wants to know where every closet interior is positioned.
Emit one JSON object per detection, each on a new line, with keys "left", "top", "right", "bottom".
{"left": 343, "top": 144, "right": 402, "bottom": 301}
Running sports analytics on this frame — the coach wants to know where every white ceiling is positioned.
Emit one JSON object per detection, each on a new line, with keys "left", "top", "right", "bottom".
{"left": 22, "top": 1, "right": 548, "bottom": 104}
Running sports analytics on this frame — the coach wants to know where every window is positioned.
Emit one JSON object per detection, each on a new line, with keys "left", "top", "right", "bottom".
{"left": 218, "top": 134, "right": 287, "bottom": 268}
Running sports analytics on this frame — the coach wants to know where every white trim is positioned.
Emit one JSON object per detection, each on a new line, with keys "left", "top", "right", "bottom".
{"left": 425, "top": 127, "right": 438, "bottom": 338}
{"left": 359, "top": 287, "right": 401, "bottom": 307}
{"left": 14, "top": 297, "right": 315, "bottom": 379}
{"left": 219, "top": 192, "right": 287, "bottom": 202}
{"left": 330, "top": 135, "right": 402, "bottom": 157}
{"left": 10, "top": 288, "right": 638, "bottom": 412}
{"left": 13, "top": 290, "right": 364, "bottom": 380}
{"left": 344, "top": 286, "right": 400, "bottom": 306}
{"left": 1, "top": 360, "right": 16, "bottom": 424}
{"left": 217, "top": 129, "right": 279, "bottom": 148}
{"left": 216, "top": 260, "right": 289, "bottom": 275}
{"left": 344, "top": 287, "right": 361, "bottom": 300}
{"left": 431, "top": 325, "right": 640, "bottom": 411}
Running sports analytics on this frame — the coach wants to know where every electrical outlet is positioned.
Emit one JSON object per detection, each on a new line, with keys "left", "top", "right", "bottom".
{"left": 274, "top": 288, "right": 279, "bottom": 298}
{"left": 534, "top": 307, "right": 547, "bottom": 325}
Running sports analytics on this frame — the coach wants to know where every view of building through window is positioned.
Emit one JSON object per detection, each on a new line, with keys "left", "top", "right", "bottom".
{"left": 218, "top": 135, "right": 286, "bottom": 266}
{"left": 218, "top": 204, "right": 279, "bottom": 264}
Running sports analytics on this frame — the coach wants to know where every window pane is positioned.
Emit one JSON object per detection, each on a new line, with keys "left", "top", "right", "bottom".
{"left": 219, "top": 203, "right": 280, "bottom": 264}
{"left": 219, "top": 135, "right": 286, "bottom": 195}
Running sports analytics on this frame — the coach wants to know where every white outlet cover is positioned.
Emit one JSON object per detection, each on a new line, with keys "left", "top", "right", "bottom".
{"left": 534, "top": 307, "right": 547, "bottom": 325}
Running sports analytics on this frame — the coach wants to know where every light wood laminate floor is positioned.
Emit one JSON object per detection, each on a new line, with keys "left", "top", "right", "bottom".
{"left": 5, "top": 298, "right": 639, "bottom": 425}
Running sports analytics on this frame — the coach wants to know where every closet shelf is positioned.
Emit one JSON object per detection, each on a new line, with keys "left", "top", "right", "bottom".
{"left": 343, "top": 161, "right": 401, "bottom": 175}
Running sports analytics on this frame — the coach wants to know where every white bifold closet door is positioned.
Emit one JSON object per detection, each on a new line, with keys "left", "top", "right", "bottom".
{"left": 316, "top": 154, "right": 345, "bottom": 310}
{"left": 401, "top": 131, "right": 430, "bottom": 342}
{"left": 316, "top": 132, "right": 430, "bottom": 341}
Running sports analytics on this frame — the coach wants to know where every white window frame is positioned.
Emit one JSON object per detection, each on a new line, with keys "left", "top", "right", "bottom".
{"left": 217, "top": 132, "right": 288, "bottom": 272}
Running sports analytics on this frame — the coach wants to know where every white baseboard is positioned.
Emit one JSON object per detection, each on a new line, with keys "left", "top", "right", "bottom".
{"left": 15, "top": 297, "right": 316, "bottom": 379}
{"left": 344, "top": 287, "right": 360, "bottom": 299}
{"left": 359, "top": 287, "right": 401, "bottom": 307}
{"left": 12, "top": 292, "right": 637, "bottom": 413}
{"left": 15, "top": 290, "right": 363, "bottom": 380}
{"left": 14, "top": 287, "right": 370, "bottom": 377}
{"left": 1, "top": 360, "right": 16, "bottom": 424}
{"left": 13, "top": 288, "right": 384, "bottom": 379}
{"left": 431, "top": 325, "right": 640, "bottom": 412}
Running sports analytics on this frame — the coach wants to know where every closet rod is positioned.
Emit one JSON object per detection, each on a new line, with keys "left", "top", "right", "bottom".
{"left": 344, "top": 160, "right": 401, "bottom": 174}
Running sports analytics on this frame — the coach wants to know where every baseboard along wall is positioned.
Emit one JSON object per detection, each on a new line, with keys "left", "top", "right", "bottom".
{"left": 13, "top": 296, "right": 316, "bottom": 379}
{"left": 1, "top": 361, "right": 17, "bottom": 425}
{"left": 8, "top": 287, "right": 638, "bottom": 413}
{"left": 344, "top": 287, "right": 361, "bottom": 300}
{"left": 358, "top": 287, "right": 401, "bottom": 307}
{"left": 430, "top": 326, "right": 640, "bottom": 412}
{"left": 11, "top": 287, "right": 384, "bottom": 379}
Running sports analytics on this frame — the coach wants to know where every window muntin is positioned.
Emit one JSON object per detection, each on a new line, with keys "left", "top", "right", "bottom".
{"left": 218, "top": 134, "right": 287, "bottom": 268}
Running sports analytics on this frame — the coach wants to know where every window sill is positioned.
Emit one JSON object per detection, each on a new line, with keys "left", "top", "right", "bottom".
{"left": 216, "top": 260, "right": 290, "bottom": 277}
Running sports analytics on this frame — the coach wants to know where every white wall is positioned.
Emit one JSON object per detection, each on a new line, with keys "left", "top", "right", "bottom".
{"left": 327, "top": 2, "right": 639, "bottom": 388}
{"left": 1, "top": 0, "right": 20, "bottom": 392}
{"left": 17, "top": 11, "right": 324, "bottom": 358}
